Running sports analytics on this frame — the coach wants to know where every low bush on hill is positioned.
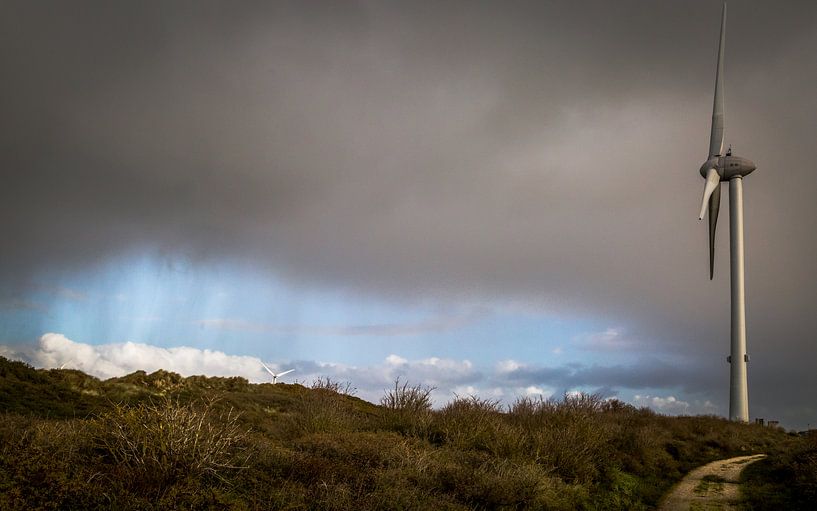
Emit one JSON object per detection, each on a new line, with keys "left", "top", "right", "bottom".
{"left": 740, "top": 431, "right": 817, "bottom": 510}
{"left": 0, "top": 356, "right": 808, "bottom": 510}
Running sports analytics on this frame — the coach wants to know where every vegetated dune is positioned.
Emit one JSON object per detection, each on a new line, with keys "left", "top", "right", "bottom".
{"left": 0, "top": 356, "right": 813, "bottom": 510}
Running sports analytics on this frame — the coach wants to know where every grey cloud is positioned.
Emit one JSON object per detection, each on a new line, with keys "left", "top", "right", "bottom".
{"left": 193, "top": 308, "right": 486, "bottom": 336}
{"left": 496, "top": 357, "right": 720, "bottom": 395}
{"left": 591, "top": 386, "right": 620, "bottom": 399}
{"left": 53, "top": 287, "right": 88, "bottom": 302}
{"left": 0, "top": 299, "right": 46, "bottom": 312}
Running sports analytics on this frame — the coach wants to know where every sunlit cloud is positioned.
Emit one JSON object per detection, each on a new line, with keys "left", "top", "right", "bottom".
{"left": 1, "top": 334, "right": 720, "bottom": 415}
{"left": 631, "top": 395, "right": 718, "bottom": 416}
{"left": 523, "top": 385, "right": 552, "bottom": 397}
{"left": 9, "top": 333, "right": 275, "bottom": 382}
{"left": 496, "top": 359, "right": 524, "bottom": 373}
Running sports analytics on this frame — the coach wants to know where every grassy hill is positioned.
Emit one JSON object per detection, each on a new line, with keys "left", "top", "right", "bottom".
{"left": 0, "top": 356, "right": 813, "bottom": 510}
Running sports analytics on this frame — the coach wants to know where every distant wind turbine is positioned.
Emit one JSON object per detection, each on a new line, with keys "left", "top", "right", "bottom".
{"left": 697, "top": 3, "right": 757, "bottom": 423}
{"left": 260, "top": 362, "right": 294, "bottom": 384}
{"left": 59, "top": 360, "right": 72, "bottom": 370}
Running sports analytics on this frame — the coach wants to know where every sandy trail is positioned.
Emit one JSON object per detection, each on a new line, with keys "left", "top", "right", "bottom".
{"left": 657, "top": 454, "right": 766, "bottom": 511}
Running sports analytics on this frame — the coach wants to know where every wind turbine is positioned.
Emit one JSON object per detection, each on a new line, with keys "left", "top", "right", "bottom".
{"left": 697, "top": 3, "right": 756, "bottom": 423}
{"left": 260, "top": 362, "right": 294, "bottom": 384}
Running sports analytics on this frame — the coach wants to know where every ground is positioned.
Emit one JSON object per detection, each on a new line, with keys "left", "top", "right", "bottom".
{"left": 658, "top": 454, "right": 767, "bottom": 511}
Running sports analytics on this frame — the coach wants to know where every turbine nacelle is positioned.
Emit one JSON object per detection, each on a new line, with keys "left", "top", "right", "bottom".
{"left": 699, "top": 155, "right": 757, "bottom": 181}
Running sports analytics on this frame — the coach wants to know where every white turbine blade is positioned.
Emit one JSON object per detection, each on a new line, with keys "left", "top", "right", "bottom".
{"left": 709, "top": 2, "right": 726, "bottom": 158}
{"left": 276, "top": 369, "right": 294, "bottom": 378}
{"left": 260, "top": 361, "right": 276, "bottom": 376}
{"left": 699, "top": 168, "right": 720, "bottom": 220}
{"left": 708, "top": 181, "right": 722, "bottom": 279}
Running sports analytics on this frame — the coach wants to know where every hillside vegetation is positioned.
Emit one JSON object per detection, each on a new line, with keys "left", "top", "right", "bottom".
{"left": 0, "top": 356, "right": 812, "bottom": 510}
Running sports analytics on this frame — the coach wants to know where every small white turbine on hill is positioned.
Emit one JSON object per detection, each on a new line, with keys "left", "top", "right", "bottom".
{"left": 260, "top": 362, "right": 294, "bottom": 384}
{"left": 697, "top": 3, "right": 757, "bottom": 423}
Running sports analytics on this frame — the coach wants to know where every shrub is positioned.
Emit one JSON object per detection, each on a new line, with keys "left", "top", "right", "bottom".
{"left": 90, "top": 396, "right": 250, "bottom": 498}
{"left": 741, "top": 434, "right": 817, "bottom": 510}
{"left": 508, "top": 393, "right": 613, "bottom": 483}
{"left": 311, "top": 376, "right": 357, "bottom": 396}
{"left": 0, "top": 414, "right": 109, "bottom": 510}
{"left": 380, "top": 378, "right": 435, "bottom": 413}
{"left": 436, "top": 396, "right": 525, "bottom": 456}
{"left": 380, "top": 378, "right": 435, "bottom": 436}
{"left": 0, "top": 360, "right": 803, "bottom": 510}
{"left": 295, "top": 389, "right": 364, "bottom": 434}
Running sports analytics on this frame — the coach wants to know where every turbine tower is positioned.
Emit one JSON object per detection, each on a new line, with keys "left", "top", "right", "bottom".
{"left": 698, "top": 3, "right": 756, "bottom": 422}
{"left": 261, "top": 362, "right": 294, "bottom": 384}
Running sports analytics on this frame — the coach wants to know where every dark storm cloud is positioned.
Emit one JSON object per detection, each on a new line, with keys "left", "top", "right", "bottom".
{"left": 2, "top": 1, "right": 817, "bottom": 425}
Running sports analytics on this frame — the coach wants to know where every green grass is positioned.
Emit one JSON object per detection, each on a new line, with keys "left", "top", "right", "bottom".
{"left": 0, "top": 356, "right": 808, "bottom": 510}
{"left": 695, "top": 475, "right": 725, "bottom": 495}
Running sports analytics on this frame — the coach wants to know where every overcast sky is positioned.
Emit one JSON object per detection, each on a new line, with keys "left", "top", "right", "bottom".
{"left": 1, "top": 1, "right": 816, "bottom": 428}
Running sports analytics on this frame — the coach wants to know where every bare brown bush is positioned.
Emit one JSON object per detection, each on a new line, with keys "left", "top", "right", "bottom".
{"left": 379, "top": 378, "right": 436, "bottom": 436}
{"left": 310, "top": 376, "right": 357, "bottom": 396}
{"left": 436, "top": 395, "right": 525, "bottom": 456}
{"left": 296, "top": 391, "right": 364, "bottom": 435}
{"left": 507, "top": 393, "right": 613, "bottom": 483}
{"left": 380, "top": 378, "right": 435, "bottom": 413}
{"left": 91, "top": 396, "right": 250, "bottom": 496}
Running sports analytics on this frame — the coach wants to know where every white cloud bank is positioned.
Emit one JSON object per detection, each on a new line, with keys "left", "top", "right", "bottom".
{"left": 2, "top": 334, "right": 720, "bottom": 415}
{"left": 631, "top": 395, "right": 717, "bottom": 416}
{"left": 18, "top": 333, "right": 275, "bottom": 382}
{"left": 2, "top": 334, "right": 482, "bottom": 405}
{"left": 633, "top": 394, "right": 690, "bottom": 415}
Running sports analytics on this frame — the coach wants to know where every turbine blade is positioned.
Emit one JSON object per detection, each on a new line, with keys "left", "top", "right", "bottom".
{"left": 708, "top": 182, "right": 721, "bottom": 279}
{"left": 277, "top": 369, "right": 294, "bottom": 378}
{"left": 709, "top": 2, "right": 726, "bottom": 158}
{"left": 698, "top": 168, "right": 720, "bottom": 220}
{"left": 260, "top": 361, "right": 275, "bottom": 376}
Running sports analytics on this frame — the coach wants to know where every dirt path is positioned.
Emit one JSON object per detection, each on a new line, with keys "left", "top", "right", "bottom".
{"left": 657, "top": 454, "right": 766, "bottom": 511}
